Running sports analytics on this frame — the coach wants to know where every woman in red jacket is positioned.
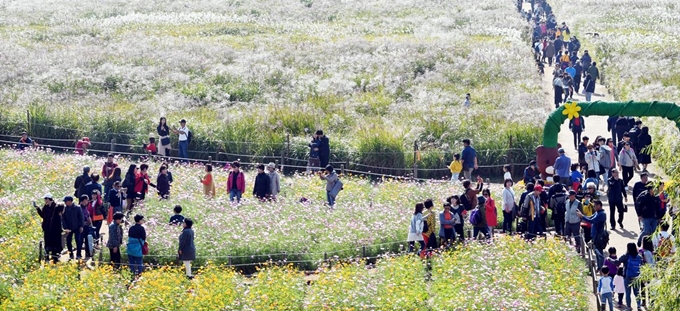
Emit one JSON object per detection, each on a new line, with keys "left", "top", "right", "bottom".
{"left": 483, "top": 189, "right": 498, "bottom": 238}
{"left": 134, "top": 164, "right": 155, "bottom": 201}
{"left": 87, "top": 190, "right": 105, "bottom": 244}
{"left": 227, "top": 161, "right": 246, "bottom": 203}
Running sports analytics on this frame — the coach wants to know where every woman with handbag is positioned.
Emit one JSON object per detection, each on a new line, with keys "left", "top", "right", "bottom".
{"left": 178, "top": 218, "right": 196, "bottom": 278}
{"left": 157, "top": 117, "right": 172, "bottom": 157}
{"left": 502, "top": 179, "right": 516, "bottom": 234}
{"left": 87, "top": 190, "right": 105, "bottom": 245}
{"left": 127, "top": 214, "right": 147, "bottom": 276}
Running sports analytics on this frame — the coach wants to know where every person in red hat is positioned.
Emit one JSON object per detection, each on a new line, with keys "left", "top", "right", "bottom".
{"left": 521, "top": 184, "right": 546, "bottom": 240}
{"left": 75, "top": 137, "right": 91, "bottom": 155}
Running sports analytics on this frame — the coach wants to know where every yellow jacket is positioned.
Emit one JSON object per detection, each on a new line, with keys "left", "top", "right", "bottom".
{"left": 560, "top": 54, "right": 570, "bottom": 63}
{"left": 449, "top": 160, "right": 462, "bottom": 173}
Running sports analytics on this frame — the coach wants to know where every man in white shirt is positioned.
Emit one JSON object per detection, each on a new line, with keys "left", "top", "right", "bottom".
{"left": 176, "top": 119, "right": 190, "bottom": 161}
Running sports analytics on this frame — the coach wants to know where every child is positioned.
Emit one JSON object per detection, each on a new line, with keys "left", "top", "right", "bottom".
{"left": 613, "top": 267, "right": 625, "bottom": 308}
{"left": 106, "top": 212, "right": 124, "bottom": 269}
{"left": 157, "top": 166, "right": 170, "bottom": 199}
{"left": 169, "top": 205, "right": 185, "bottom": 225}
{"left": 483, "top": 189, "right": 497, "bottom": 238}
{"left": 144, "top": 137, "right": 158, "bottom": 155}
{"left": 448, "top": 154, "right": 462, "bottom": 182}
{"left": 603, "top": 247, "right": 618, "bottom": 278}
{"left": 75, "top": 137, "right": 91, "bottom": 155}
{"left": 570, "top": 163, "right": 583, "bottom": 191}
{"left": 307, "top": 139, "right": 320, "bottom": 173}
{"left": 200, "top": 164, "right": 216, "bottom": 198}
{"left": 598, "top": 266, "right": 614, "bottom": 311}
{"left": 503, "top": 164, "right": 512, "bottom": 182}
{"left": 178, "top": 218, "right": 196, "bottom": 278}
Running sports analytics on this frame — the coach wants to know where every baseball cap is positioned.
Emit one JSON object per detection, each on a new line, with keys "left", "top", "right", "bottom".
{"left": 43, "top": 193, "right": 53, "bottom": 200}
{"left": 534, "top": 185, "right": 543, "bottom": 192}
{"left": 568, "top": 190, "right": 577, "bottom": 196}
{"left": 63, "top": 196, "right": 74, "bottom": 202}
{"left": 558, "top": 148, "right": 565, "bottom": 154}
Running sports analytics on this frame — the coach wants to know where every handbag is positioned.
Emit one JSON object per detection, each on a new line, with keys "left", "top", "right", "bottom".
{"left": 140, "top": 239, "right": 149, "bottom": 255}
{"left": 161, "top": 137, "right": 171, "bottom": 146}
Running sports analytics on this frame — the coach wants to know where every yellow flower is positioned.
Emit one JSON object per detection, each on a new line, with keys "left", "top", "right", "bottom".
{"left": 562, "top": 102, "right": 581, "bottom": 120}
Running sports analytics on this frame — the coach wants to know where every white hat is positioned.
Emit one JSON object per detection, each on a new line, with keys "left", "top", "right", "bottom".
{"left": 43, "top": 193, "right": 53, "bottom": 200}
{"left": 267, "top": 162, "right": 276, "bottom": 168}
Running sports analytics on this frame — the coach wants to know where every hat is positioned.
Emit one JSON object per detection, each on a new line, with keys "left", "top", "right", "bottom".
{"left": 534, "top": 185, "right": 543, "bottom": 192}
{"left": 107, "top": 153, "right": 114, "bottom": 157}
{"left": 530, "top": 160, "right": 537, "bottom": 166}
{"left": 568, "top": 190, "right": 577, "bottom": 196}
{"left": 43, "top": 193, "right": 53, "bottom": 200}
{"left": 477, "top": 195, "right": 486, "bottom": 205}
{"left": 267, "top": 162, "right": 276, "bottom": 169}
{"left": 180, "top": 119, "right": 187, "bottom": 123}
{"left": 558, "top": 148, "right": 565, "bottom": 154}
{"left": 63, "top": 196, "right": 74, "bottom": 202}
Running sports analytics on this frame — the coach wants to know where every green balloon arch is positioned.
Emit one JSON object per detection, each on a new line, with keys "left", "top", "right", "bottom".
{"left": 536, "top": 101, "right": 680, "bottom": 178}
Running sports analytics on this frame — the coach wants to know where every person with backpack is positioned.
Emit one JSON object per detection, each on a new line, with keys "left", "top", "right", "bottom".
{"left": 549, "top": 184, "right": 567, "bottom": 236}
{"left": 74, "top": 166, "right": 92, "bottom": 198}
{"left": 460, "top": 177, "right": 484, "bottom": 211}
{"left": 407, "top": 203, "right": 425, "bottom": 253}
{"left": 652, "top": 222, "right": 676, "bottom": 257}
{"left": 470, "top": 195, "right": 489, "bottom": 240}
{"left": 636, "top": 184, "right": 661, "bottom": 245}
{"left": 569, "top": 116, "right": 586, "bottom": 149}
{"left": 615, "top": 243, "right": 644, "bottom": 311}
{"left": 171, "top": 119, "right": 190, "bottom": 162}
{"left": 606, "top": 169, "right": 627, "bottom": 230}
{"left": 564, "top": 190, "right": 583, "bottom": 251}
{"left": 578, "top": 200, "right": 608, "bottom": 270}
{"left": 521, "top": 184, "right": 545, "bottom": 240}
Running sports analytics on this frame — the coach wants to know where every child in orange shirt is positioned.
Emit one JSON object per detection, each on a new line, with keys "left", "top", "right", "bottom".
{"left": 200, "top": 164, "right": 216, "bottom": 197}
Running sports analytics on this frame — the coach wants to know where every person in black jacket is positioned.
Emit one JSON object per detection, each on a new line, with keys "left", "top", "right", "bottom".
{"left": 61, "top": 196, "right": 84, "bottom": 260}
{"left": 253, "top": 164, "right": 271, "bottom": 200}
{"left": 615, "top": 117, "right": 631, "bottom": 152}
{"left": 35, "top": 194, "right": 64, "bottom": 263}
{"left": 156, "top": 166, "right": 170, "bottom": 199}
{"left": 632, "top": 173, "right": 649, "bottom": 205}
{"left": 315, "top": 130, "right": 330, "bottom": 167}
{"left": 123, "top": 164, "right": 137, "bottom": 212}
{"left": 84, "top": 174, "right": 102, "bottom": 200}
{"left": 636, "top": 185, "right": 661, "bottom": 245}
{"left": 108, "top": 181, "right": 125, "bottom": 213}
{"left": 606, "top": 169, "right": 627, "bottom": 230}
{"left": 73, "top": 166, "right": 91, "bottom": 198}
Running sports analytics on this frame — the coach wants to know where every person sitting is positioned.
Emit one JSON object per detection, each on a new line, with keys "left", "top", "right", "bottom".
{"left": 169, "top": 205, "right": 185, "bottom": 225}
{"left": 17, "top": 132, "right": 37, "bottom": 150}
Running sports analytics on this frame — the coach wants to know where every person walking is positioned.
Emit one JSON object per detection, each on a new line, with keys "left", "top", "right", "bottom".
{"left": 522, "top": 185, "right": 545, "bottom": 240}
{"left": 587, "top": 61, "right": 600, "bottom": 83}
{"left": 101, "top": 153, "right": 118, "bottom": 184}
{"left": 448, "top": 154, "right": 462, "bottom": 182}
{"left": 472, "top": 195, "right": 490, "bottom": 240}
{"left": 544, "top": 40, "right": 555, "bottom": 66}
{"left": 578, "top": 200, "right": 607, "bottom": 269}
{"left": 553, "top": 73, "right": 564, "bottom": 108}
{"left": 172, "top": 119, "right": 190, "bottom": 162}
{"left": 320, "top": 165, "right": 342, "bottom": 208}
{"left": 636, "top": 185, "right": 661, "bottom": 245}
{"left": 122, "top": 164, "right": 137, "bottom": 212}
{"left": 127, "top": 214, "right": 147, "bottom": 276}
{"left": 569, "top": 116, "right": 585, "bottom": 150}
{"left": 103, "top": 167, "right": 122, "bottom": 203}
{"left": 178, "top": 218, "right": 196, "bottom": 278}
{"left": 616, "top": 243, "right": 644, "bottom": 311}
{"left": 316, "top": 130, "right": 330, "bottom": 168}
{"left": 461, "top": 139, "right": 478, "bottom": 180}
{"left": 549, "top": 184, "right": 567, "bottom": 236}
{"left": 502, "top": 179, "right": 516, "bottom": 234}
{"left": 78, "top": 195, "right": 93, "bottom": 259}
{"left": 253, "top": 164, "right": 272, "bottom": 201}
{"left": 157, "top": 117, "right": 172, "bottom": 157}
{"left": 88, "top": 190, "right": 105, "bottom": 243}
{"left": 585, "top": 144, "right": 601, "bottom": 179}
{"left": 108, "top": 181, "right": 125, "bottom": 215}
{"left": 266, "top": 163, "right": 281, "bottom": 200}
{"left": 34, "top": 194, "right": 64, "bottom": 263}
{"left": 554, "top": 148, "right": 572, "bottom": 185}
{"left": 483, "top": 189, "right": 497, "bottom": 237}
{"left": 636, "top": 127, "right": 652, "bottom": 172}
{"left": 62, "top": 196, "right": 84, "bottom": 260}
{"left": 606, "top": 169, "right": 627, "bottom": 230}
{"left": 581, "top": 50, "right": 592, "bottom": 75}
{"left": 618, "top": 142, "right": 638, "bottom": 187}
{"left": 227, "top": 161, "right": 246, "bottom": 203}
{"left": 106, "top": 212, "right": 124, "bottom": 269}
{"left": 598, "top": 138, "right": 614, "bottom": 188}
{"left": 583, "top": 73, "right": 595, "bottom": 102}
{"left": 522, "top": 160, "right": 538, "bottom": 185}
{"left": 564, "top": 190, "right": 583, "bottom": 252}
{"left": 199, "top": 164, "right": 215, "bottom": 198}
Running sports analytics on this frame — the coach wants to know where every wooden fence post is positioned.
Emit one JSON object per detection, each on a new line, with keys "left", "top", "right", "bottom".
{"left": 208, "top": 156, "right": 212, "bottom": 165}
{"left": 341, "top": 164, "right": 345, "bottom": 175}
{"left": 413, "top": 140, "right": 419, "bottom": 179}
{"left": 110, "top": 139, "right": 115, "bottom": 152}
{"left": 507, "top": 136, "right": 514, "bottom": 175}
{"left": 215, "top": 148, "right": 219, "bottom": 163}
{"left": 26, "top": 109, "right": 31, "bottom": 134}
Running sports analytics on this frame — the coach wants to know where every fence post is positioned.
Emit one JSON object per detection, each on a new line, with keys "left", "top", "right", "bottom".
{"left": 110, "top": 138, "right": 115, "bottom": 152}
{"left": 208, "top": 156, "right": 212, "bottom": 165}
{"left": 215, "top": 148, "right": 219, "bottom": 163}
{"left": 507, "top": 136, "right": 514, "bottom": 175}
{"left": 26, "top": 109, "right": 31, "bottom": 134}
{"left": 362, "top": 245, "right": 366, "bottom": 258}
{"left": 341, "top": 164, "right": 345, "bottom": 175}
{"left": 228, "top": 255, "right": 232, "bottom": 266}
{"left": 413, "top": 141, "right": 418, "bottom": 179}
{"left": 38, "top": 241, "right": 43, "bottom": 263}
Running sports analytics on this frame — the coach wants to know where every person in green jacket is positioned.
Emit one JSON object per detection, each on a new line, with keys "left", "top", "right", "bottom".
{"left": 587, "top": 61, "right": 600, "bottom": 82}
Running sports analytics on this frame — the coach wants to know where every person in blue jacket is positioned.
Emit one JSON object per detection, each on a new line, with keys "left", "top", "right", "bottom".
{"left": 554, "top": 148, "right": 572, "bottom": 185}
{"left": 127, "top": 214, "right": 147, "bottom": 276}
{"left": 578, "top": 199, "right": 607, "bottom": 270}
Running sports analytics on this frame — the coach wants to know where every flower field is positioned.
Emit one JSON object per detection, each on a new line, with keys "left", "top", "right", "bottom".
{"left": 0, "top": 0, "right": 547, "bottom": 174}
{"left": 0, "top": 237, "right": 589, "bottom": 310}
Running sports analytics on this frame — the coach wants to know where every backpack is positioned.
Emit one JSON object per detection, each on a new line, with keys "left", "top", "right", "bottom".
{"left": 469, "top": 208, "right": 482, "bottom": 226}
{"left": 550, "top": 195, "right": 567, "bottom": 220}
{"left": 594, "top": 229, "right": 610, "bottom": 249}
{"left": 625, "top": 255, "right": 642, "bottom": 278}
{"left": 573, "top": 117, "right": 580, "bottom": 127}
